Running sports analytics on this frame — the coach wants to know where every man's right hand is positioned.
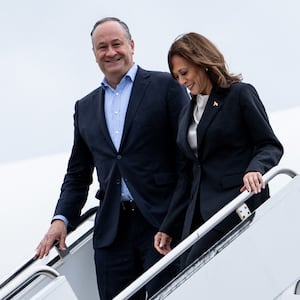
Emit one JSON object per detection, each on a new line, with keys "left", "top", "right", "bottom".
{"left": 35, "top": 220, "right": 67, "bottom": 259}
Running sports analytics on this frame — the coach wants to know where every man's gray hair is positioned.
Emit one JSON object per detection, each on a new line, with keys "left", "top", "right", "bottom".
{"left": 90, "top": 17, "right": 132, "bottom": 41}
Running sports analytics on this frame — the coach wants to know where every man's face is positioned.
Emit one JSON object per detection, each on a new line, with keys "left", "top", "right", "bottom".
{"left": 92, "top": 21, "right": 134, "bottom": 86}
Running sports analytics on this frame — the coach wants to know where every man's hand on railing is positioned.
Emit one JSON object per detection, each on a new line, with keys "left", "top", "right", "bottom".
{"left": 35, "top": 220, "right": 67, "bottom": 259}
{"left": 154, "top": 232, "right": 172, "bottom": 255}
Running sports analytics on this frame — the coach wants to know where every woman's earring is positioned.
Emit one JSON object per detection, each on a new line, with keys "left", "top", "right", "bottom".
{"left": 205, "top": 67, "right": 208, "bottom": 72}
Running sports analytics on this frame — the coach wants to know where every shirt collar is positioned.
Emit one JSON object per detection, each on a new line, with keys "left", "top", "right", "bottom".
{"left": 101, "top": 63, "right": 138, "bottom": 88}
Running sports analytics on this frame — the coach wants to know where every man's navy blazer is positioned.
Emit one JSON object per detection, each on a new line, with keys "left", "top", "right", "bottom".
{"left": 53, "top": 66, "right": 190, "bottom": 248}
{"left": 160, "top": 82, "right": 284, "bottom": 238}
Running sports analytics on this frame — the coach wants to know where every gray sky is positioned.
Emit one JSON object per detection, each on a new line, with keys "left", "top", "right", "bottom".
{"left": 1, "top": 0, "right": 300, "bottom": 162}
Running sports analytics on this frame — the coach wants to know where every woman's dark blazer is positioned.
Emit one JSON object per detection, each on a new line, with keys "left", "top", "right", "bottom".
{"left": 160, "top": 82, "right": 283, "bottom": 239}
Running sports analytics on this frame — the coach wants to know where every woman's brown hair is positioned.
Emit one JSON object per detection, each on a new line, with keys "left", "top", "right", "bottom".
{"left": 168, "top": 32, "right": 242, "bottom": 88}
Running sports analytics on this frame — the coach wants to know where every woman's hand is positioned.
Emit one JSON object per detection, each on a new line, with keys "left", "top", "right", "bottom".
{"left": 154, "top": 232, "right": 172, "bottom": 255}
{"left": 240, "top": 171, "right": 265, "bottom": 194}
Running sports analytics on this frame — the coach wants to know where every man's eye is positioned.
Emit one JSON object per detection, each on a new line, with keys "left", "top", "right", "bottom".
{"left": 97, "top": 44, "right": 107, "bottom": 50}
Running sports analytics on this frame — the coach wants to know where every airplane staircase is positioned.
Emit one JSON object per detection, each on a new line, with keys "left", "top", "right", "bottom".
{"left": 0, "top": 207, "right": 99, "bottom": 300}
{"left": 1, "top": 166, "right": 300, "bottom": 300}
{"left": 115, "top": 166, "right": 300, "bottom": 300}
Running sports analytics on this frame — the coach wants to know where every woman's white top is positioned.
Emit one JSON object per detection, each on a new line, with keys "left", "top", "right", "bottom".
{"left": 187, "top": 94, "right": 209, "bottom": 157}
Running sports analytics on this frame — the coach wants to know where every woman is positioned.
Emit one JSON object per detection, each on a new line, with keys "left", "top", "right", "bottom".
{"left": 154, "top": 32, "right": 283, "bottom": 267}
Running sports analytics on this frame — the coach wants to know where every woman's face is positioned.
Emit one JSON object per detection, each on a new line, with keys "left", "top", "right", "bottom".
{"left": 171, "top": 55, "right": 212, "bottom": 95}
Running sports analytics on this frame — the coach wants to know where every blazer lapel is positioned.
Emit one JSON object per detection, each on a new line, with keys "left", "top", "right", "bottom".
{"left": 196, "top": 88, "right": 224, "bottom": 155}
{"left": 178, "top": 88, "right": 227, "bottom": 160}
{"left": 119, "top": 67, "right": 150, "bottom": 149}
{"left": 97, "top": 87, "right": 117, "bottom": 151}
{"left": 177, "top": 101, "right": 198, "bottom": 160}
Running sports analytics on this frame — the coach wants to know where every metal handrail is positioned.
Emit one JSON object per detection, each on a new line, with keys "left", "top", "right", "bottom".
{"left": 113, "top": 166, "right": 298, "bottom": 300}
{"left": 0, "top": 206, "right": 97, "bottom": 290}
{"left": 1, "top": 266, "right": 59, "bottom": 300}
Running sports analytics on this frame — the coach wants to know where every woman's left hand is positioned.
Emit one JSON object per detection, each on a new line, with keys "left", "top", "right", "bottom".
{"left": 154, "top": 232, "right": 172, "bottom": 255}
{"left": 240, "top": 171, "right": 265, "bottom": 194}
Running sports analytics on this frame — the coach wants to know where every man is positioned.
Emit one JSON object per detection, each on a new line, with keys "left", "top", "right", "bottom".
{"left": 36, "top": 17, "right": 189, "bottom": 299}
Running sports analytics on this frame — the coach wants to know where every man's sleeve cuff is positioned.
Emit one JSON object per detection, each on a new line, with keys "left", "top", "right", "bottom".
{"left": 52, "top": 215, "right": 69, "bottom": 227}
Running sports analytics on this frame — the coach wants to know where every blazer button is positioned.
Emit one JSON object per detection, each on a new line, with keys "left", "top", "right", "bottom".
{"left": 116, "top": 179, "right": 121, "bottom": 185}
{"left": 117, "top": 155, "right": 122, "bottom": 160}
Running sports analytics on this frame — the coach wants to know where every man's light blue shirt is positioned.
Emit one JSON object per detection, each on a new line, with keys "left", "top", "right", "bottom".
{"left": 101, "top": 63, "right": 138, "bottom": 201}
